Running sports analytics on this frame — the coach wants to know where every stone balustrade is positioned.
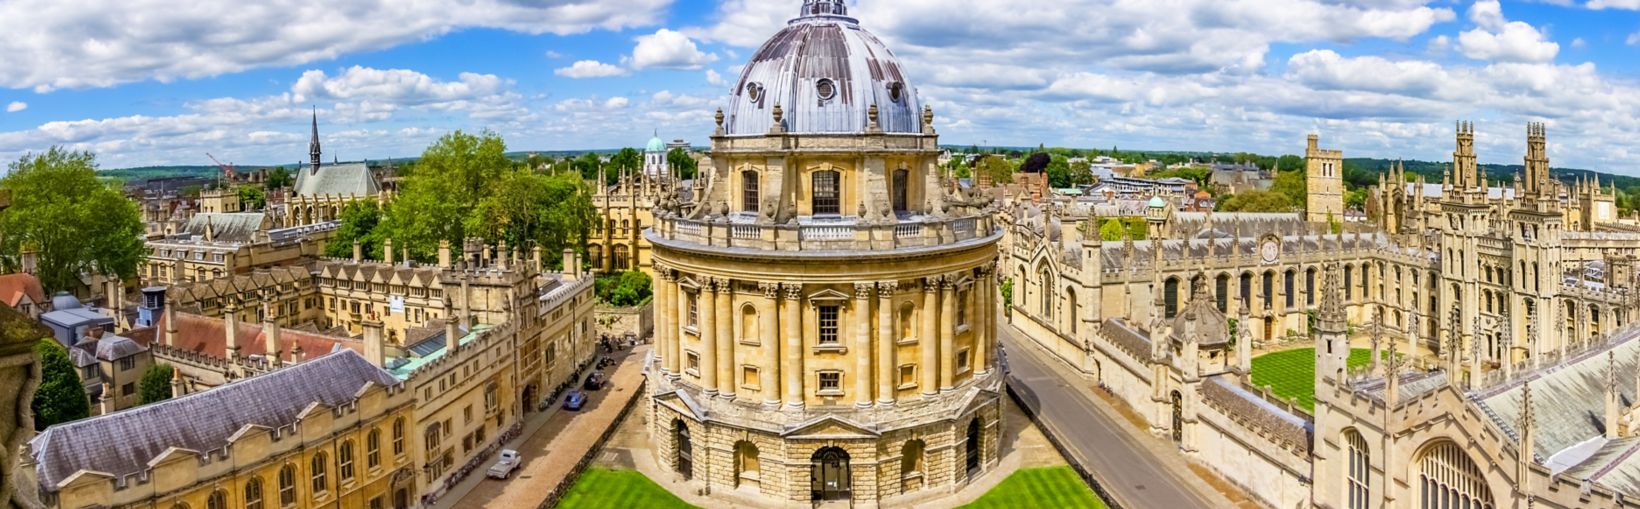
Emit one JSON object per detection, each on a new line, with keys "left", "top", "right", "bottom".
{"left": 653, "top": 213, "right": 996, "bottom": 253}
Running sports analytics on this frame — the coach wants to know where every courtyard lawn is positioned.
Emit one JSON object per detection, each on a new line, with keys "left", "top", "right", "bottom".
{"left": 1249, "top": 348, "right": 1375, "bottom": 413}
{"left": 556, "top": 468, "right": 697, "bottom": 509}
{"left": 960, "top": 466, "right": 1108, "bottom": 509}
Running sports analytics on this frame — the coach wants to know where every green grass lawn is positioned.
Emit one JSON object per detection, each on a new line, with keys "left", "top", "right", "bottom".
{"left": 1250, "top": 348, "right": 1375, "bottom": 412}
{"left": 960, "top": 466, "right": 1108, "bottom": 509}
{"left": 556, "top": 468, "right": 697, "bottom": 509}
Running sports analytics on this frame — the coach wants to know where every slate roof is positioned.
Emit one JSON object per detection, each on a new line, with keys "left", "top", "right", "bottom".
{"left": 89, "top": 335, "right": 147, "bottom": 362}
{"left": 292, "top": 163, "right": 379, "bottom": 197}
{"left": 29, "top": 349, "right": 399, "bottom": 492}
{"left": 181, "top": 212, "right": 267, "bottom": 243}
{"left": 0, "top": 273, "right": 46, "bottom": 308}
{"left": 1473, "top": 330, "right": 1640, "bottom": 471}
{"left": 124, "top": 311, "right": 359, "bottom": 362}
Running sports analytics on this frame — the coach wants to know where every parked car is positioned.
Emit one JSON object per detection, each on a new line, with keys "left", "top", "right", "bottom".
{"left": 583, "top": 371, "right": 606, "bottom": 390}
{"left": 487, "top": 449, "right": 521, "bottom": 480}
{"left": 563, "top": 389, "right": 587, "bottom": 410}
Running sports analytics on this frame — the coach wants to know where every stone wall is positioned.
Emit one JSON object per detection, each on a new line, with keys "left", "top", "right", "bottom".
{"left": 1, "top": 305, "right": 45, "bottom": 509}
{"left": 595, "top": 302, "right": 653, "bottom": 342}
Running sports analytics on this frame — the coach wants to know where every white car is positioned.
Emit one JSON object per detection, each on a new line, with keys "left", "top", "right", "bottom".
{"left": 487, "top": 449, "right": 521, "bottom": 479}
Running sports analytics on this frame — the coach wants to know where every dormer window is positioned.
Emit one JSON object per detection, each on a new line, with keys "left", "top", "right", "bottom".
{"left": 745, "top": 82, "right": 764, "bottom": 104}
{"left": 887, "top": 81, "right": 904, "bottom": 103}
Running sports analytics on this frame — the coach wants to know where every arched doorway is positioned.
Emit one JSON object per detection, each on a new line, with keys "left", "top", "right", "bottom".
{"left": 965, "top": 418, "right": 983, "bottom": 478}
{"left": 1417, "top": 441, "right": 1494, "bottom": 509}
{"left": 674, "top": 420, "right": 693, "bottom": 480}
{"left": 811, "top": 447, "right": 851, "bottom": 501}
{"left": 393, "top": 488, "right": 408, "bottom": 509}
{"left": 1170, "top": 391, "right": 1184, "bottom": 443}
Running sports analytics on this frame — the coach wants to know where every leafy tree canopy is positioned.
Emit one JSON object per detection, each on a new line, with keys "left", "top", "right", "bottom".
{"left": 264, "top": 167, "right": 294, "bottom": 189}
{"left": 325, "top": 201, "right": 386, "bottom": 259}
{"left": 0, "top": 148, "right": 145, "bottom": 293}
{"left": 595, "top": 271, "right": 653, "bottom": 307}
{"left": 666, "top": 148, "right": 698, "bottom": 181}
{"left": 1218, "top": 190, "right": 1296, "bottom": 212}
{"left": 139, "top": 363, "right": 175, "bottom": 405}
{"left": 238, "top": 185, "right": 267, "bottom": 210}
{"left": 33, "top": 339, "right": 89, "bottom": 430}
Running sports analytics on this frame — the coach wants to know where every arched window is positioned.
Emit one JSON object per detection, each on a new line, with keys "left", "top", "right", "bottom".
{"left": 367, "top": 429, "right": 382, "bottom": 469}
{"left": 1066, "top": 288, "right": 1078, "bottom": 334}
{"left": 1345, "top": 430, "right": 1370, "bottom": 509}
{"left": 391, "top": 418, "right": 405, "bottom": 456}
{"left": 740, "top": 304, "right": 759, "bottom": 343}
{"left": 339, "top": 440, "right": 356, "bottom": 482}
{"left": 674, "top": 420, "right": 693, "bottom": 479}
{"left": 1164, "top": 278, "right": 1180, "bottom": 318}
{"left": 425, "top": 423, "right": 442, "bottom": 453}
{"left": 898, "top": 303, "right": 915, "bottom": 342}
{"left": 892, "top": 169, "right": 910, "bottom": 213}
{"left": 311, "top": 452, "right": 329, "bottom": 494}
{"left": 1040, "top": 268, "right": 1055, "bottom": 320}
{"left": 901, "top": 439, "right": 926, "bottom": 477}
{"left": 1215, "top": 274, "right": 1229, "bottom": 313}
{"left": 812, "top": 170, "right": 841, "bottom": 215}
{"left": 1417, "top": 441, "right": 1493, "bottom": 509}
{"left": 245, "top": 478, "right": 265, "bottom": 509}
{"left": 207, "top": 490, "right": 227, "bottom": 509}
{"left": 277, "top": 465, "right": 297, "bottom": 506}
{"left": 742, "top": 170, "right": 760, "bottom": 212}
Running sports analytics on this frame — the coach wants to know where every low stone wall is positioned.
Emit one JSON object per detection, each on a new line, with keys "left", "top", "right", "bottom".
{"left": 595, "top": 301, "right": 653, "bottom": 342}
{"left": 536, "top": 372, "right": 648, "bottom": 509}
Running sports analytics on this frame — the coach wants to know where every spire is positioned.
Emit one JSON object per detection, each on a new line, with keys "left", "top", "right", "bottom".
{"left": 309, "top": 107, "right": 322, "bottom": 174}
{"left": 1318, "top": 262, "right": 1346, "bottom": 334}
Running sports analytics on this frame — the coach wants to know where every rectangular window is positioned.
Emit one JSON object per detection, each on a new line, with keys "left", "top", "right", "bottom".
{"left": 957, "top": 349, "right": 971, "bottom": 373}
{"left": 121, "top": 383, "right": 135, "bottom": 396}
{"left": 119, "top": 357, "right": 136, "bottom": 371}
{"left": 686, "top": 352, "right": 701, "bottom": 374}
{"left": 957, "top": 289, "right": 970, "bottom": 327}
{"left": 741, "top": 366, "right": 759, "bottom": 390}
{"left": 812, "top": 171, "right": 840, "bottom": 215}
{"left": 742, "top": 171, "right": 760, "bottom": 212}
{"left": 899, "top": 365, "right": 917, "bottom": 388}
{"left": 687, "top": 293, "right": 699, "bottom": 328}
{"left": 817, "top": 371, "right": 842, "bottom": 395}
{"left": 464, "top": 405, "right": 473, "bottom": 425}
{"left": 817, "top": 305, "right": 840, "bottom": 344}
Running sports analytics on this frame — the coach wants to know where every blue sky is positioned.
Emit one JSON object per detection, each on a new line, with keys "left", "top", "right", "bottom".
{"left": 3, "top": 0, "right": 1640, "bottom": 172}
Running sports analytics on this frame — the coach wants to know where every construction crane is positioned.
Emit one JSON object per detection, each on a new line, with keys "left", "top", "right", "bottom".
{"left": 207, "top": 153, "right": 237, "bottom": 184}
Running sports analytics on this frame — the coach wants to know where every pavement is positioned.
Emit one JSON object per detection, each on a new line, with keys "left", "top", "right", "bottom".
{"left": 1001, "top": 324, "right": 1238, "bottom": 509}
{"left": 430, "top": 344, "right": 649, "bottom": 509}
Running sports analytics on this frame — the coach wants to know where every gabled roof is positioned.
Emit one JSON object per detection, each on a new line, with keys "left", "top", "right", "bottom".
{"left": 292, "top": 163, "right": 379, "bottom": 197}
{"left": 182, "top": 212, "right": 268, "bottom": 243}
{"left": 0, "top": 273, "right": 45, "bottom": 308}
{"left": 124, "top": 311, "right": 358, "bottom": 362}
{"left": 29, "top": 350, "right": 399, "bottom": 492}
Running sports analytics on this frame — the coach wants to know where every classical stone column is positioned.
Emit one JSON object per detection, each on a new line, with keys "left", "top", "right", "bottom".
{"left": 700, "top": 279, "right": 719, "bottom": 396}
{"left": 759, "top": 282, "right": 781, "bottom": 407}
{"left": 921, "top": 277, "right": 940, "bottom": 396}
{"left": 940, "top": 275, "right": 957, "bottom": 391}
{"left": 854, "top": 283, "right": 874, "bottom": 407}
{"left": 783, "top": 284, "right": 805, "bottom": 409}
{"left": 974, "top": 268, "right": 990, "bottom": 375}
{"left": 874, "top": 281, "right": 898, "bottom": 406}
{"left": 716, "top": 278, "right": 736, "bottom": 399}
{"left": 655, "top": 266, "right": 673, "bottom": 375}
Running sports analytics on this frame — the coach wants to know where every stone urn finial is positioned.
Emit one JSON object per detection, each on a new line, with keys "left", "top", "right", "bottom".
{"left": 772, "top": 104, "right": 784, "bottom": 126}
{"left": 923, "top": 105, "right": 934, "bottom": 127}
{"left": 868, "top": 104, "right": 880, "bottom": 130}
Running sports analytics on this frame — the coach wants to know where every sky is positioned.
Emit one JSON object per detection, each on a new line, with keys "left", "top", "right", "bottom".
{"left": 3, "top": 0, "right": 1640, "bottom": 173}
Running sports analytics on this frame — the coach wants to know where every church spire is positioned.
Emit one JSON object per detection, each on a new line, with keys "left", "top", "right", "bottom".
{"left": 309, "top": 107, "right": 322, "bottom": 175}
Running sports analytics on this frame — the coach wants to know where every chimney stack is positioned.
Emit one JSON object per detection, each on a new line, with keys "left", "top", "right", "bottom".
{"left": 563, "top": 249, "right": 578, "bottom": 280}
{"left": 225, "top": 302, "right": 241, "bottom": 361}
{"left": 263, "top": 305, "right": 282, "bottom": 369}
{"left": 384, "top": 238, "right": 395, "bottom": 266}
{"left": 100, "top": 383, "right": 115, "bottom": 415}
{"left": 363, "top": 315, "right": 385, "bottom": 367}
{"left": 532, "top": 246, "right": 543, "bottom": 273}
{"left": 352, "top": 240, "right": 363, "bottom": 263}
{"left": 164, "top": 301, "right": 178, "bottom": 347}
{"left": 445, "top": 299, "right": 461, "bottom": 353}
{"left": 438, "top": 240, "right": 452, "bottom": 269}
{"left": 170, "top": 367, "right": 185, "bottom": 398}
{"left": 497, "top": 240, "right": 509, "bottom": 271}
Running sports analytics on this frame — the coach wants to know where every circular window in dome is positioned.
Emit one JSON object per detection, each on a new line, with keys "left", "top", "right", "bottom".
{"left": 816, "top": 79, "right": 837, "bottom": 102}
{"left": 745, "top": 82, "right": 764, "bottom": 103}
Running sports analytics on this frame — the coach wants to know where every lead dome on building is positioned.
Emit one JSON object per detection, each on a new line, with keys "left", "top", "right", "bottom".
{"left": 643, "top": 0, "right": 1004, "bottom": 505}
{"left": 723, "top": 0, "right": 923, "bottom": 136}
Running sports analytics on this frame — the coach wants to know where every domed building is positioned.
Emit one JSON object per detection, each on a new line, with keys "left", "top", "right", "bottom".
{"left": 645, "top": 0, "right": 1004, "bottom": 504}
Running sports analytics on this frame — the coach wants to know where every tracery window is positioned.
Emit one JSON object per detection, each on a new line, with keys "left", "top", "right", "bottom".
{"left": 1417, "top": 441, "right": 1493, "bottom": 509}
{"left": 1346, "top": 430, "right": 1370, "bottom": 509}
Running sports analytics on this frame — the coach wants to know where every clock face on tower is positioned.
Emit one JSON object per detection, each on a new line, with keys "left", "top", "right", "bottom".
{"left": 1261, "top": 239, "right": 1280, "bottom": 264}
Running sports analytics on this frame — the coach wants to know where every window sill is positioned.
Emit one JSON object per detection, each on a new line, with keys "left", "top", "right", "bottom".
{"left": 897, "top": 382, "right": 918, "bottom": 391}
{"left": 896, "top": 337, "right": 919, "bottom": 346}
{"left": 813, "top": 344, "right": 847, "bottom": 354}
{"left": 685, "top": 368, "right": 701, "bottom": 378}
{"left": 957, "top": 324, "right": 971, "bottom": 335}
{"left": 683, "top": 326, "right": 700, "bottom": 337}
{"left": 737, "top": 338, "right": 761, "bottom": 347}
{"left": 817, "top": 389, "right": 845, "bottom": 397}
{"left": 739, "top": 383, "right": 762, "bottom": 392}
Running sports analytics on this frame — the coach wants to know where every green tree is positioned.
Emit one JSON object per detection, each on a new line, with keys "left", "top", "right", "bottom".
{"left": 1345, "top": 188, "right": 1368, "bottom": 210}
{"left": 138, "top": 363, "right": 175, "bottom": 405}
{"left": 467, "top": 170, "right": 596, "bottom": 259}
{"left": 607, "top": 147, "right": 642, "bottom": 185}
{"left": 264, "top": 167, "right": 294, "bottom": 189}
{"left": 1218, "top": 190, "right": 1295, "bottom": 212}
{"left": 1045, "top": 154, "right": 1073, "bottom": 188}
{"left": 32, "top": 339, "right": 89, "bottom": 430}
{"left": 1069, "top": 159, "right": 1095, "bottom": 186}
{"left": 1125, "top": 218, "right": 1149, "bottom": 240}
{"left": 573, "top": 152, "right": 604, "bottom": 182}
{"left": 237, "top": 185, "right": 267, "bottom": 210}
{"left": 1270, "top": 169, "right": 1308, "bottom": 209}
{"left": 595, "top": 270, "right": 654, "bottom": 306}
{"left": 974, "top": 155, "right": 1015, "bottom": 184}
{"left": 383, "top": 130, "right": 512, "bottom": 261}
{"left": 666, "top": 148, "right": 698, "bottom": 181}
{"left": 325, "top": 202, "right": 386, "bottom": 259}
{"left": 1098, "top": 219, "right": 1127, "bottom": 241}
{"left": 0, "top": 149, "right": 145, "bottom": 294}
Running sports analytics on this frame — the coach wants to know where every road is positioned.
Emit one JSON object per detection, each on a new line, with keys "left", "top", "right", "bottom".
{"left": 1002, "top": 326, "right": 1227, "bottom": 509}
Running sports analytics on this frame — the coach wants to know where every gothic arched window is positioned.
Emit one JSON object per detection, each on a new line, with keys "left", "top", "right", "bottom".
{"left": 1345, "top": 430, "right": 1370, "bottom": 509}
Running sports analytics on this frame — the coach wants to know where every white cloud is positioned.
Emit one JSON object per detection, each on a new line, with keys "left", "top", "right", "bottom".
{"left": 554, "top": 60, "right": 629, "bottom": 79}
{"left": 705, "top": 69, "right": 726, "bottom": 87}
{"left": 1572, "top": 37, "right": 1587, "bottom": 49}
{"left": 1455, "top": 1, "right": 1558, "bottom": 63}
{"left": 1286, "top": 50, "right": 1448, "bottom": 96}
{"left": 1629, "top": 32, "right": 1640, "bottom": 45}
{"left": 4, "top": 102, "right": 25, "bottom": 113}
{"left": 630, "top": 29, "right": 718, "bottom": 70}
{"left": 0, "top": 0, "right": 671, "bottom": 91}
{"left": 1588, "top": 0, "right": 1640, "bottom": 9}
{"left": 605, "top": 97, "right": 631, "bottom": 109}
